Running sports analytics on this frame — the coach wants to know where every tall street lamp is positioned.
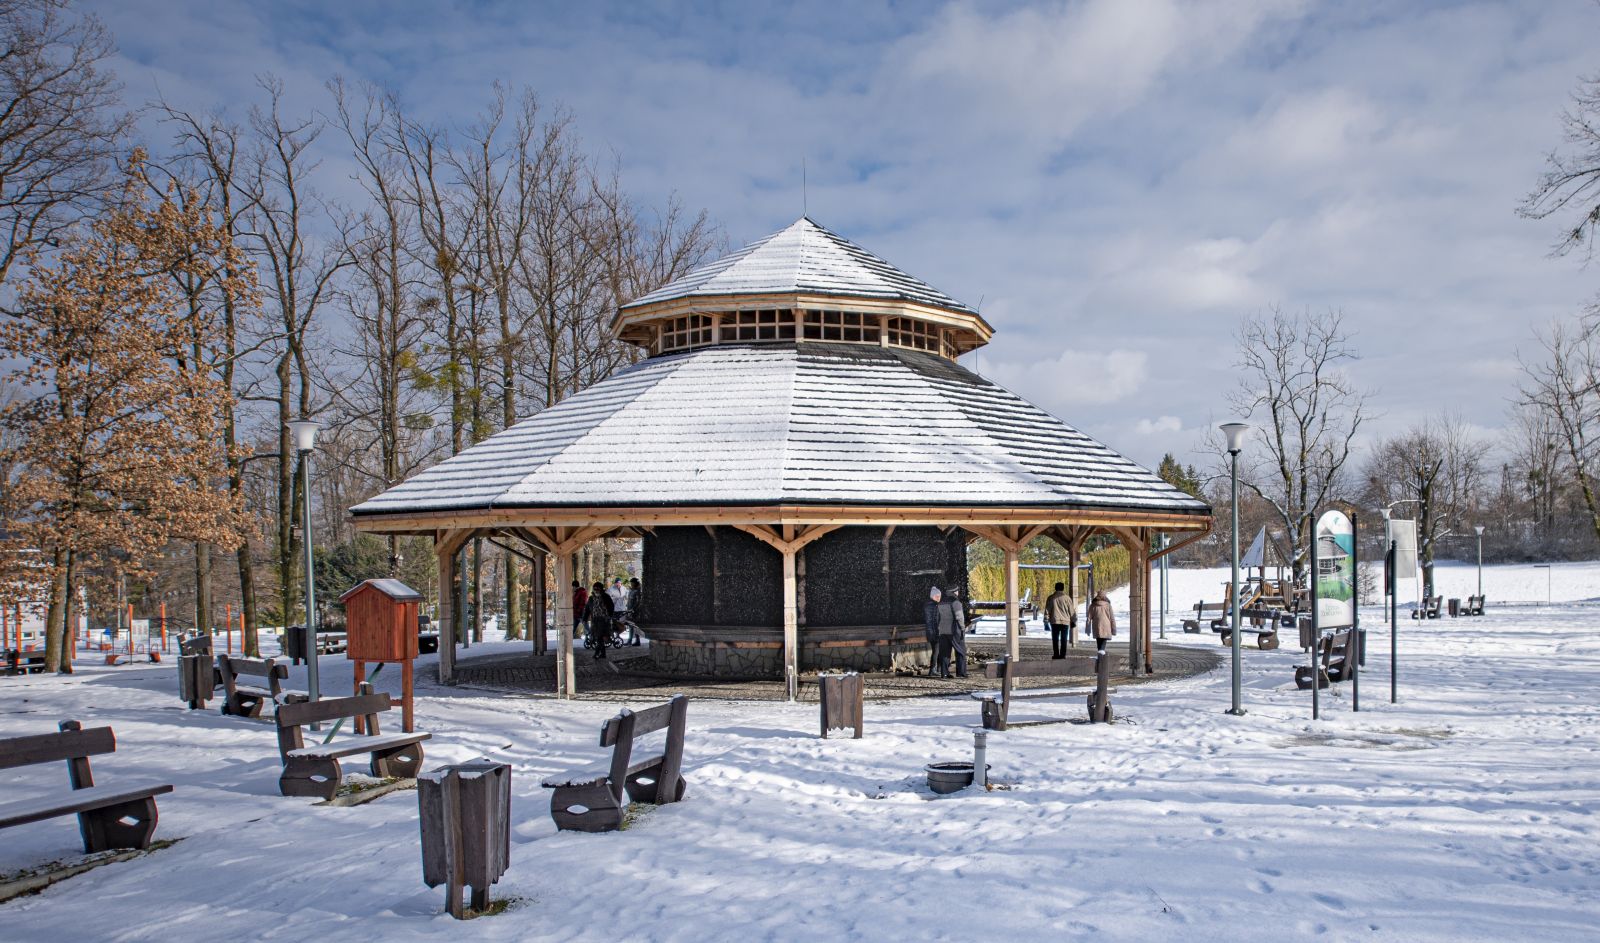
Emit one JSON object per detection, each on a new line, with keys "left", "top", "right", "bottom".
{"left": 1474, "top": 525, "right": 1485, "bottom": 598}
{"left": 289, "top": 419, "right": 322, "bottom": 711}
{"left": 1221, "top": 421, "right": 1250, "bottom": 716}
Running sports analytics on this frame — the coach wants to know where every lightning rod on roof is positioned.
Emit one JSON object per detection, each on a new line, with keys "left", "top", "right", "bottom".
{"left": 802, "top": 157, "right": 807, "bottom": 217}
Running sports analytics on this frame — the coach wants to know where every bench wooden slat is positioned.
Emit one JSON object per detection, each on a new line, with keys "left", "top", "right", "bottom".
{"left": 541, "top": 753, "right": 664, "bottom": 789}
{"left": 287, "top": 732, "right": 429, "bottom": 761}
{"left": 600, "top": 701, "right": 676, "bottom": 745}
{"left": 219, "top": 656, "right": 284, "bottom": 679}
{"left": 276, "top": 692, "right": 391, "bottom": 728}
{"left": 0, "top": 726, "right": 116, "bottom": 771}
{"left": 982, "top": 659, "right": 1077, "bottom": 679}
{"left": 0, "top": 782, "right": 172, "bottom": 829}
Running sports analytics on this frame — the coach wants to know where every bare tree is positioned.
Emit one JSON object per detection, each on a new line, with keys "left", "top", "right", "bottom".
{"left": 0, "top": 0, "right": 126, "bottom": 286}
{"left": 241, "top": 78, "right": 346, "bottom": 625}
{"left": 1226, "top": 306, "right": 1370, "bottom": 581}
{"left": 1362, "top": 415, "right": 1484, "bottom": 597}
{"left": 1519, "top": 313, "right": 1600, "bottom": 544}
{"left": 1521, "top": 72, "right": 1600, "bottom": 259}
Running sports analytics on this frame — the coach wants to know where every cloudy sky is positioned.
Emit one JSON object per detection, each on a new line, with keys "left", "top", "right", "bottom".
{"left": 84, "top": 0, "right": 1598, "bottom": 469}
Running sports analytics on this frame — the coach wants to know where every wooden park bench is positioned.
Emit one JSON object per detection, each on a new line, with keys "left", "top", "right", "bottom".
{"left": 0, "top": 720, "right": 174, "bottom": 853}
{"left": 980, "top": 655, "right": 1081, "bottom": 730}
{"left": 274, "top": 692, "right": 429, "bottom": 801}
{"left": 4, "top": 648, "right": 47, "bottom": 675}
{"left": 1213, "top": 611, "right": 1283, "bottom": 650}
{"left": 1295, "top": 629, "right": 1354, "bottom": 690}
{"left": 1464, "top": 594, "right": 1486, "bottom": 616}
{"left": 1182, "top": 601, "right": 1227, "bottom": 633}
{"left": 218, "top": 654, "right": 307, "bottom": 718}
{"left": 542, "top": 694, "right": 688, "bottom": 833}
{"left": 1411, "top": 595, "right": 1443, "bottom": 619}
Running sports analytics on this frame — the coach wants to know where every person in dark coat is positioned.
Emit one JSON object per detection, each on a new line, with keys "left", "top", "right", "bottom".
{"left": 945, "top": 585, "right": 969, "bottom": 678}
{"left": 627, "top": 578, "right": 644, "bottom": 646}
{"left": 1045, "top": 581, "right": 1078, "bottom": 658}
{"left": 933, "top": 593, "right": 956, "bottom": 678}
{"left": 923, "top": 586, "right": 942, "bottom": 676}
{"left": 585, "top": 580, "right": 616, "bottom": 659}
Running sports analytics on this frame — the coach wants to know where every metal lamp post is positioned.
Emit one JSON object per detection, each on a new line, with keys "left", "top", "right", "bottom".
{"left": 289, "top": 419, "right": 322, "bottom": 709}
{"left": 1221, "top": 421, "right": 1250, "bottom": 716}
{"left": 1474, "top": 525, "right": 1485, "bottom": 598}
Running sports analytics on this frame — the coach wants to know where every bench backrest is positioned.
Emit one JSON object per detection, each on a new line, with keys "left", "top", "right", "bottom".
{"left": 601, "top": 694, "right": 688, "bottom": 746}
{"left": 0, "top": 721, "right": 113, "bottom": 771}
{"left": 220, "top": 655, "right": 286, "bottom": 681}
{"left": 276, "top": 692, "right": 391, "bottom": 729}
{"left": 596, "top": 695, "right": 688, "bottom": 806}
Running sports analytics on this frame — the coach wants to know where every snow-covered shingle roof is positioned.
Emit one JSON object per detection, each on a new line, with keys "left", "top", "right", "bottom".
{"left": 621, "top": 218, "right": 979, "bottom": 316}
{"left": 350, "top": 344, "right": 1209, "bottom": 518}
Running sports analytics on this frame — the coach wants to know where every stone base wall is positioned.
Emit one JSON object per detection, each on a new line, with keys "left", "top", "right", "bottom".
{"left": 641, "top": 624, "right": 933, "bottom": 678}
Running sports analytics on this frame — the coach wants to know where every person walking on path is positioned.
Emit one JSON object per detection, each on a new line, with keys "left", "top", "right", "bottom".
{"left": 585, "top": 580, "right": 616, "bottom": 659}
{"left": 933, "top": 592, "right": 956, "bottom": 678}
{"left": 1087, "top": 590, "right": 1116, "bottom": 654}
{"left": 923, "top": 586, "right": 942, "bottom": 676}
{"left": 626, "top": 578, "right": 644, "bottom": 646}
{"left": 572, "top": 581, "right": 589, "bottom": 639}
{"left": 946, "top": 585, "right": 969, "bottom": 678}
{"left": 1045, "top": 582, "right": 1078, "bottom": 658}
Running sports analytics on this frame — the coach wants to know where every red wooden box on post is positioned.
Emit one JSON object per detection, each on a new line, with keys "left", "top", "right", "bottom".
{"left": 339, "top": 579, "right": 422, "bottom": 732}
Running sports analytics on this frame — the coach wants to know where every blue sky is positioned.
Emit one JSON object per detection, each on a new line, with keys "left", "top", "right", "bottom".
{"left": 85, "top": 0, "right": 1599, "bottom": 469}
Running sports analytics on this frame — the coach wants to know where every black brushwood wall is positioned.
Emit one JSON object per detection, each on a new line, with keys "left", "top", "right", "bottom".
{"left": 642, "top": 524, "right": 966, "bottom": 628}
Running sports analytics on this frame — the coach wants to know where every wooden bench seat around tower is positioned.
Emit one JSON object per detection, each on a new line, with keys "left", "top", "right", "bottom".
{"left": 0, "top": 721, "right": 174, "bottom": 853}
{"left": 274, "top": 693, "right": 429, "bottom": 801}
{"left": 542, "top": 695, "right": 688, "bottom": 833}
{"left": 218, "top": 654, "right": 307, "bottom": 718}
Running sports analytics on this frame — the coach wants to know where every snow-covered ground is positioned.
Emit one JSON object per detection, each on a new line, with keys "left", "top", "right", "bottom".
{"left": 3, "top": 562, "right": 1599, "bottom": 941}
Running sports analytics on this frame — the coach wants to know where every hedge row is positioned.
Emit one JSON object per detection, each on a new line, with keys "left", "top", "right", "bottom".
{"left": 968, "top": 545, "right": 1130, "bottom": 604}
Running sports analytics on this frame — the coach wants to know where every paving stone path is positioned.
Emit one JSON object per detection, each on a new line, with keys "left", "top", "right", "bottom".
{"left": 447, "top": 637, "right": 1223, "bottom": 703}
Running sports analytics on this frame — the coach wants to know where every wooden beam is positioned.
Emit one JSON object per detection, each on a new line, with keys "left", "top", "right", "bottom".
{"left": 352, "top": 503, "right": 1214, "bottom": 535}
{"left": 553, "top": 550, "right": 574, "bottom": 699}
{"left": 782, "top": 547, "right": 799, "bottom": 702}
{"left": 1149, "top": 525, "right": 1212, "bottom": 561}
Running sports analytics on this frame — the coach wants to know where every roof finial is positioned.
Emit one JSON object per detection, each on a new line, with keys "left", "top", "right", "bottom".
{"left": 802, "top": 157, "right": 808, "bottom": 219}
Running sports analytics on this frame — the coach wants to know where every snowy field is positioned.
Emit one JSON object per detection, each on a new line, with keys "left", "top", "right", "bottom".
{"left": 3, "top": 562, "right": 1599, "bottom": 941}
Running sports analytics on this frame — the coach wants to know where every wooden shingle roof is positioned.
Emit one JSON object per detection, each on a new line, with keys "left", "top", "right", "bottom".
{"left": 621, "top": 218, "right": 979, "bottom": 316}
{"left": 349, "top": 344, "right": 1209, "bottom": 519}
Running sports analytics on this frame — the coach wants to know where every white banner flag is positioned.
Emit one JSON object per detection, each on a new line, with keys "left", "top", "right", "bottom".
{"left": 1391, "top": 519, "right": 1418, "bottom": 580}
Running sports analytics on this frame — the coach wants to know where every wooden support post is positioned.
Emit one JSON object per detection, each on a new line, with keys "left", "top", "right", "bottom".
{"left": 1067, "top": 538, "right": 1082, "bottom": 648}
{"left": 554, "top": 551, "right": 574, "bottom": 699}
{"left": 353, "top": 661, "right": 367, "bottom": 734}
{"left": 1126, "top": 530, "right": 1149, "bottom": 676}
{"left": 437, "top": 538, "right": 457, "bottom": 684}
{"left": 402, "top": 658, "right": 415, "bottom": 733}
{"left": 1004, "top": 545, "right": 1020, "bottom": 661}
{"left": 783, "top": 547, "right": 799, "bottom": 702}
{"left": 533, "top": 552, "right": 547, "bottom": 656}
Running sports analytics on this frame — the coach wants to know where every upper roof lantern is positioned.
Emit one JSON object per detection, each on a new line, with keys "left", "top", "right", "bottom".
{"left": 610, "top": 218, "right": 993, "bottom": 360}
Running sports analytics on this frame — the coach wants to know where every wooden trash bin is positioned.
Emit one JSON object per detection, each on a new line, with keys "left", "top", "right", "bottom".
{"left": 419, "top": 761, "right": 512, "bottom": 919}
{"left": 819, "top": 672, "right": 863, "bottom": 739}
{"left": 177, "top": 634, "right": 216, "bottom": 710}
{"left": 1447, "top": 598, "right": 1462, "bottom": 617}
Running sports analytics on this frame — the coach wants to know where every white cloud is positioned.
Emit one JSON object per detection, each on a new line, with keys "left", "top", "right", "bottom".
{"left": 985, "top": 347, "right": 1149, "bottom": 408}
{"left": 1135, "top": 415, "right": 1183, "bottom": 435}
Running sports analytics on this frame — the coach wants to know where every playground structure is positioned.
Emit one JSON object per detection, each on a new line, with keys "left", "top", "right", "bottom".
{"left": 1184, "top": 528, "right": 1304, "bottom": 647}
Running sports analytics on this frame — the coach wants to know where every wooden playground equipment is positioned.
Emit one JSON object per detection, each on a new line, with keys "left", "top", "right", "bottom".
{"left": 1183, "top": 527, "right": 1302, "bottom": 650}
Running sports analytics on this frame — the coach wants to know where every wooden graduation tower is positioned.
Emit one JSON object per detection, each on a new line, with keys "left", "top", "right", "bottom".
{"left": 350, "top": 218, "right": 1212, "bottom": 699}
